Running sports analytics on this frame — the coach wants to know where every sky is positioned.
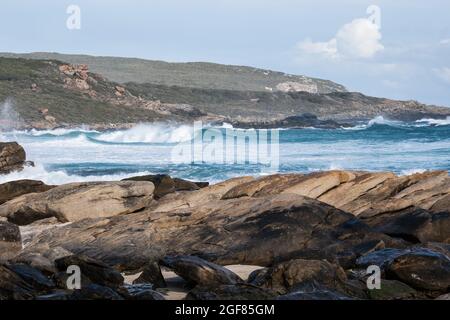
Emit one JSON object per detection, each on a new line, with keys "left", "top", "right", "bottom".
{"left": 1, "top": 0, "right": 449, "bottom": 106}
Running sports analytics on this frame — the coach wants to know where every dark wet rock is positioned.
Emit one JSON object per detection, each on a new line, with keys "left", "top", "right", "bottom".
{"left": 0, "top": 142, "right": 33, "bottom": 174}
{"left": 356, "top": 248, "right": 405, "bottom": 271}
{"left": 35, "top": 290, "right": 72, "bottom": 300}
{"left": 248, "top": 259, "right": 347, "bottom": 294}
{"left": 277, "top": 284, "right": 353, "bottom": 300}
{"left": 0, "top": 264, "right": 36, "bottom": 299}
{"left": 422, "top": 242, "right": 450, "bottom": 257}
{"left": 132, "top": 262, "right": 166, "bottom": 288}
{"left": 359, "top": 207, "right": 450, "bottom": 243}
{"left": 11, "top": 245, "right": 72, "bottom": 275}
{"left": 186, "top": 284, "right": 277, "bottom": 300}
{"left": 55, "top": 254, "right": 124, "bottom": 289}
{"left": 233, "top": 113, "right": 347, "bottom": 130}
{"left": 70, "top": 284, "right": 124, "bottom": 300}
{"left": 367, "top": 279, "right": 417, "bottom": 300}
{"left": 7, "top": 263, "right": 55, "bottom": 291}
{"left": 161, "top": 255, "right": 243, "bottom": 287}
{"left": 339, "top": 279, "right": 369, "bottom": 299}
{"left": 386, "top": 248, "right": 450, "bottom": 292}
{"left": 118, "top": 283, "right": 165, "bottom": 300}
{"left": 0, "top": 220, "right": 22, "bottom": 260}
{"left": 0, "top": 180, "right": 54, "bottom": 205}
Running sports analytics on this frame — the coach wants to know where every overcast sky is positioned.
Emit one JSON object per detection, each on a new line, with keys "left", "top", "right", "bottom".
{"left": 1, "top": 0, "right": 449, "bottom": 106}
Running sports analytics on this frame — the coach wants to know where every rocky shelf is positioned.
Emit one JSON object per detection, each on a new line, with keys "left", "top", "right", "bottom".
{"left": 0, "top": 165, "right": 449, "bottom": 300}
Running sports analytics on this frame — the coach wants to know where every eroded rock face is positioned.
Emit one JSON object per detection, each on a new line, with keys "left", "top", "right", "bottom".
{"left": 0, "top": 181, "right": 155, "bottom": 225}
{"left": 0, "top": 142, "right": 32, "bottom": 174}
{"left": 0, "top": 221, "right": 22, "bottom": 260}
{"left": 0, "top": 180, "right": 54, "bottom": 205}
{"left": 220, "top": 171, "right": 450, "bottom": 243}
{"left": 24, "top": 194, "right": 394, "bottom": 272}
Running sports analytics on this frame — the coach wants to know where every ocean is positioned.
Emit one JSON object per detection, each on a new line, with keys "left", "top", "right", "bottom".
{"left": 1, "top": 116, "right": 449, "bottom": 185}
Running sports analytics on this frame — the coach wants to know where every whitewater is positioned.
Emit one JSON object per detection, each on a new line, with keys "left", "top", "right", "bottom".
{"left": 0, "top": 117, "right": 449, "bottom": 185}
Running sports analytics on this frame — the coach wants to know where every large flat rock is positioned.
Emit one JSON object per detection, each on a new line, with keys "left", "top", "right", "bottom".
{"left": 0, "top": 181, "right": 154, "bottom": 225}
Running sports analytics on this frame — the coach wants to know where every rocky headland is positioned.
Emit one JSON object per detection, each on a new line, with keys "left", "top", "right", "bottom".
{"left": 0, "top": 145, "right": 449, "bottom": 300}
{"left": 1, "top": 55, "right": 449, "bottom": 130}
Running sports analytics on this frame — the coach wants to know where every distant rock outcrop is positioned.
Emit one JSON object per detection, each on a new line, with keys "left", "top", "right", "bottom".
{"left": 276, "top": 81, "right": 318, "bottom": 94}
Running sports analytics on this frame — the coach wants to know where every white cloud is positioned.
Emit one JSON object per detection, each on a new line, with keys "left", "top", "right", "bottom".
{"left": 296, "top": 18, "right": 384, "bottom": 60}
{"left": 296, "top": 38, "right": 337, "bottom": 59}
{"left": 440, "top": 39, "right": 450, "bottom": 45}
{"left": 433, "top": 67, "right": 450, "bottom": 83}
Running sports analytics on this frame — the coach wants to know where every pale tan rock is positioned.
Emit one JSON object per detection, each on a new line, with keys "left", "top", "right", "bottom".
{"left": 221, "top": 174, "right": 304, "bottom": 199}
{"left": 149, "top": 176, "right": 254, "bottom": 212}
{"left": 318, "top": 172, "right": 395, "bottom": 209}
{"left": 0, "top": 181, "right": 154, "bottom": 225}
{"left": 281, "top": 171, "right": 356, "bottom": 198}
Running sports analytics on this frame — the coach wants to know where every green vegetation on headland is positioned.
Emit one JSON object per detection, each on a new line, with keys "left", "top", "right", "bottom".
{"left": 0, "top": 53, "right": 449, "bottom": 129}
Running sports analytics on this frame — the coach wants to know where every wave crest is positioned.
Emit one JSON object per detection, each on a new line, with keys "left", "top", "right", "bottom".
{"left": 92, "top": 123, "right": 196, "bottom": 144}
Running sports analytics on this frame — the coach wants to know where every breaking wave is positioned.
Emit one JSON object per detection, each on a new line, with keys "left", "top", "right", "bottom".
{"left": 92, "top": 123, "right": 196, "bottom": 144}
{"left": 0, "top": 163, "right": 153, "bottom": 185}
